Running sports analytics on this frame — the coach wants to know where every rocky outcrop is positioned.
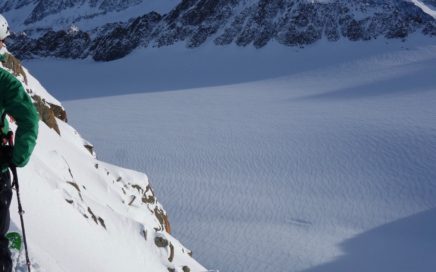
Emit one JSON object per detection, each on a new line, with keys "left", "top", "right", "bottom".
{"left": 49, "top": 102, "right": 68, "bottom": 122}
{"left": 0, "top": 0, "right": 145, "bottom": 23}
{"left": 32, "top": 94, "right": 64, "bottom": 135}
{"left": 90, "top": 12, "right": 161, "bottom": 61}
{"left": 9, "top": 28, "right": 91, "bottom": 60}
{"left": 6, "top": 0, "right": 436, "bottom": 61}
{"left": 0, "top": 51, "right": 67, "bottom": 135}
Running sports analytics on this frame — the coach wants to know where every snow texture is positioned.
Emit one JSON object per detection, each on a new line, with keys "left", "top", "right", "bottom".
{"left": 21, "top": 36, "right": 436, "bottom": 272}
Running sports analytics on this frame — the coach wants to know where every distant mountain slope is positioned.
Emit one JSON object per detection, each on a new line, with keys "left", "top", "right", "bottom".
{"left": 2, "top": 0, "right": 436, "bottom": 61}
{"left": 0, "top": 0, "right": 179, "bottom": 30}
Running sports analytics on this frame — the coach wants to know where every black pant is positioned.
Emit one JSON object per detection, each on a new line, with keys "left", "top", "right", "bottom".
{"left": 0, "top": 171, "right": 12, "bottom": 272}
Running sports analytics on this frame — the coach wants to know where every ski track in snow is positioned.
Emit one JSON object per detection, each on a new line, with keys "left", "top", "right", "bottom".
{"left": 26, "top": 39, "right": 436, "bottom": 272}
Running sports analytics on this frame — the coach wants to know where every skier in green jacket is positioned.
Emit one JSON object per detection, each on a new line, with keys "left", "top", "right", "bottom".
{"left": 0, "top": 14, "right": 39, "bottom": 272}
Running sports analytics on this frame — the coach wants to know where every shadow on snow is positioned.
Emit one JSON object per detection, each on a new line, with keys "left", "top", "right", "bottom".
{"left": 303, "top": 208, "right": 436, "bottom": 272}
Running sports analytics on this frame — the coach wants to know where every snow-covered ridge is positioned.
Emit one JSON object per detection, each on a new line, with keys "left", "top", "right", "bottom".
{"left": 1, "top": 49, "right": 205, "bottom": 271}
{"left": 410, "top": 0, "right": 436, "bottom": 18}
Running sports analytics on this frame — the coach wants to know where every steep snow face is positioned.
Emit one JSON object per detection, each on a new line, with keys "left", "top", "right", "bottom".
{"left": 1, "top": 49, "right": 205, "bottom": 271}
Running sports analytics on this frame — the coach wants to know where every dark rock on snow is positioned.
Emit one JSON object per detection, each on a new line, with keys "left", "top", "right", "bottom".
{"left": 4, "top": 0, "right": 436, "bottom": 61}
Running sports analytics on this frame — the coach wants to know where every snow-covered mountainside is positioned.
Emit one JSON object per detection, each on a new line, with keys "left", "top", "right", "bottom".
{"left": 0, "top": 48, "right": 205, "bottom": 271}
{"left": 2, "top": 0, "right": 436, "bottom": 61}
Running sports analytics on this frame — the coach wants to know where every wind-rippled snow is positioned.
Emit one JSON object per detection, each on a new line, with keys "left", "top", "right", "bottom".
{"left": 27, "top": 38, "right": 436, "bottom": 272}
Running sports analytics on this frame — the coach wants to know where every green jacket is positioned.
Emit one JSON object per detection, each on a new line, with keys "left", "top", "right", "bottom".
{"left": 0, "top": 66, "right": 39, "bottom": 170}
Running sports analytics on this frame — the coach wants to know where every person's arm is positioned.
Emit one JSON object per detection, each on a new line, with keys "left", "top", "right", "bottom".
{"left": 0, "top": 68, "right": 38, "bottom": 167}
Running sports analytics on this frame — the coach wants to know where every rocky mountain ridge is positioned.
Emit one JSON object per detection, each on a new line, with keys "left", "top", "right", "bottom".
{"left": 3, "top": 0, "right": 436, "bottom": 61}
{"left": 0, "top": 0, "right": 145, "bottom": 24}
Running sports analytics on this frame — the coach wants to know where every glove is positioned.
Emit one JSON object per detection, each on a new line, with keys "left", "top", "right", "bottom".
{"left": 0, "top": 53, "right": 28, "bottom": 85}
{"left": 0, "top": 145, "right": 13, "bottom": 168}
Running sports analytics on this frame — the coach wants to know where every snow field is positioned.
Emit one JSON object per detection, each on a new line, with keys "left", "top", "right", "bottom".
{"left": 53, "top": 39, "right": 436, "bottom": 272}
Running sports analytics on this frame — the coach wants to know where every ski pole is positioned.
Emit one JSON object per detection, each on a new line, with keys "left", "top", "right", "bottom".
{"left": 8, "top": 132, "right": 32, "bottom": 272}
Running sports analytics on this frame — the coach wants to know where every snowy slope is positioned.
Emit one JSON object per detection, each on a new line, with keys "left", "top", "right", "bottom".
{"left": 1, "top": 50, "right": 205, "bottom": 271}
{"left": 411, "top": 0, "right": 436, "bottom": 18}
{"left": 25, "top": 37, "right": 436, "bottom": 272}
